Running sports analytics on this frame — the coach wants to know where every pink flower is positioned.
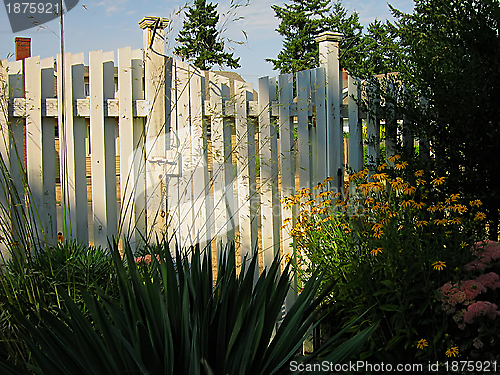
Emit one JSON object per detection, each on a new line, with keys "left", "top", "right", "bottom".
{"left": 475, "top": 272, "right": 500, "bottom": 290}
{"left": 463, "top": 301, "right": 500, "bottom": 324}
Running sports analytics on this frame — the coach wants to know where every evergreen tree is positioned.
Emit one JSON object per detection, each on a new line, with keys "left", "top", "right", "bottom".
{"left": 174, "top": 0, "right": 240, "bottom": 70}
{"left": 266, "top": 0, "right": 363, "bottom": 74}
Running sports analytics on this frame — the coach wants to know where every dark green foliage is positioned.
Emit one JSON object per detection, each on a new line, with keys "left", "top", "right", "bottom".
{"left": 0, "top": 242, "right": 117, "bottom": 369}
{"left": 267, "top": 0, "right": 363, "bottom": 73}
{"left": 1, "top": 240, "right": 375, "bottom": 374}
{"left": 387, "top": 0, "right": 500, "bottom": 239}
{"left": 174, "top": 0, "right": 240, "bottom": 70}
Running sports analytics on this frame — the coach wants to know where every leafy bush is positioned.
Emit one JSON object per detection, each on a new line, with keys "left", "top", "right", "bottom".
{"left": 1, "top": 239, "right": 375, "bottom": 374}
{"left": 0, "top": 241, "right": 117, "bottom": 368}
{"left": 284, "top": 155, "right": 488, "bottom": 362}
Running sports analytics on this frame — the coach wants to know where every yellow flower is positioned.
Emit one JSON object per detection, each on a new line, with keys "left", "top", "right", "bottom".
{"left": 370, "top": 248, "right": 383, "bottom": 256}
{"left": 318, "top": 191, "right": 330, "bottom": 199}
{"left": 401, "top": 200, "right": 413, "bottom": 209}
{"left": 417, "top": 339, "right": 428, "bottom": 349}
{"left": 450, "top": 193, "right": 460, "bottom": 202}
{"left": 469, "top": 199, "right": 482, "bottom": 207}
{"left": 371, "top": 173, "right": 389, "bottom": 181}
{"left": 434, "top": 219, "right": 447, "bottom": 226}
{"left": 460, "top": 241, "right": 468, "bottom": 248}
{"left": 445, "top": 346, "right": 459, "bottom": 357}
{"left": 303, "top": 199, "right": 316, "bottom": 206}
{"left": 284, "top": 253, "right": 292, "bottom": 263}
{"left": 313, "top": 183, "right": 325, "bottom": 190}
{"left": 373, "top": 230, "right": 383, "bottom": 239}
{"left": 395, "top": 161, "right": 408, "bottom": 170}
{"left": 324, "top": 177, "right": 334, "bottom": 182}
{"left": 377, "top": 163, "right": 388, "bottom": 171}
{"left": 416, "top": 220, "right": 428, "bottom": 227}
{"left": 449, "top": 217, "right": 462, "bottom": 225}
{"left": 432, "top": 261, "right": 446, "bottom": 271}
{"left": 403, "top": 185, "right": 417, "bottom": 195}
{"left": 413, "top": 202, "right": 425, "bottom": 209}
{"left": 474, "top": 212, "right": 486, "bottom": 221}
{"left": 414, "top": 178, "right": 425, "bottom": 186}
{"left": 364, "top": 198, "right": 376, "bottom": 206}
{"left": 432, "top": 177, "right": 446, "bottom": 185}
{"left": 388, "top": 154, "right": 401, "bottom": 162}
{"left": 414, "top": 170, "right": 424, "bottom": 177}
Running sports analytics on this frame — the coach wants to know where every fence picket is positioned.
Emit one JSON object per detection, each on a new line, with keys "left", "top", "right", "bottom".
{"left": 258, "top": 76, "right": 278, "bottom": 269}
{"left": 313, "top": 67, "right": 327, "bottom": 184}
{"left": 348, "top": 75, "right": 363, "bottom": 173}
{"left": 25, "top": 56, "right": 44, "bottom": 246}
{"left": 296, "top": 70, "right": 310, "bottom": 191}
{"left": 190, "top": 67, "right": 210, "bottom": 252}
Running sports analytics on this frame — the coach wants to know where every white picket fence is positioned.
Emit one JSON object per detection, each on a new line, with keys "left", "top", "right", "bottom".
{"left": 0, "top": 21, "right": 423, "bottom": 277}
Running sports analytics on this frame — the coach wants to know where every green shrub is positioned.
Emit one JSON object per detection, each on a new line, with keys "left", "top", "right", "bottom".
{"left": 285, "top": 154, "right": 488, "bottom": 362}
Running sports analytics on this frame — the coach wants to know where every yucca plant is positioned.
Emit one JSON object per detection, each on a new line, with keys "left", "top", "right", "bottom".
{"left": 1, "top": 239, "right": 376, "bottom": 374}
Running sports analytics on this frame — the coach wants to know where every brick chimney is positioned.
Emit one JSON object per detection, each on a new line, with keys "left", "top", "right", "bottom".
{"left": 15, "top": 37, "right": 31, "bottom": 61}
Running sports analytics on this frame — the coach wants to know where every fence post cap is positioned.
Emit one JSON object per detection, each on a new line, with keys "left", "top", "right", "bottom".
{"left": 315, "top": 31, "right": 344, "bottom": 43}
{"left": 139, "top": 16, "right": 169, "bottom": 30}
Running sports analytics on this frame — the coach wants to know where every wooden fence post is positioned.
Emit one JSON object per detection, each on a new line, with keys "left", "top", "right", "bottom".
{"left": 316, "top": 31, "right": 343, "bottom": 194}
{"left": 139, "top": 16, "right": 169, "bottom": 242}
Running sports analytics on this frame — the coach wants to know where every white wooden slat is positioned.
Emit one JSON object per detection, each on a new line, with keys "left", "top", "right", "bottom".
{"left": 72, "top": 54, "right": 89, "bottom": 245}
{"left": 89, "top": 50, "right": 107, "bottom": 248}
{"left": 209, "top": 72, "right": 231, "bottom": 253}
{"left": 190, "top": 67, "right": 210, "bottom": 252}
{"left": 117, "top": 47, "right": 135, "bottom": 248}
{"left": 144, "top": 37, "right": 167, "bottom": 242}
{"left": 235, "top": 80, "right": 254, "bottom": 263}
{"left": 310, "top": 70, "right": 318, "bottom": 186}
{"left": 57, "top": 53, "right": 87, "bottom": 243}
{"left": 175, "top": 60, "right": 195, "bottom": 249}
{"left": 222, "top": 82, "right": 236, "bottom": 245}
{"left": 103, "top": 51, "right": 117, "bottom": 243}
{"left": 258, "top": 76, "right": 276, "bottom": 269}
{"left": 118, "top": 47, "right": 145, "bottom": 251}
{"left": 40, "top": 58, "right": 57, "bottom": 246}
{"left": 131, "top": 49, "right": 146, "bottom": 243}
{"left": 8, "top": 60, "right": 26, "bottom": 246}
{"left": 269, "top": 77, "right": 280, "bottom": 263}
{"left": 348, "top": 75, "right": 363, "bottom": 173}
{"left": 313, "top": 67, "right": 327, "bottom": 184}
{"left": 385, "top": 82, "right": 398, "bottom": 165}
{"left": 25, "top": 56, "right": 45, "bottom": 247}
{"left": 367, "top": 84, "right": 381, "bottom": 166}
{"left": 278, "top": 73, "right": 297, "bottom": 309}
{"left": 296, "top": 70, "right": 310, "bottom": 190}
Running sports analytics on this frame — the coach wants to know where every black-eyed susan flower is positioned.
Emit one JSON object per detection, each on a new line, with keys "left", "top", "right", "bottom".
{"left": 432, "top": 261, "right": 446, "bottom": 271}
{"left": 370, "top": 248, "right": 383, "bottom": 256}
{"left": 377, "top": 163, "right": 388, "bottom": 171}
{"left": 401, "top": 200, "right": 413, "bottom": 209}
{"left": 417, "top": 339, "right": 428, "bottom": 349}
{"left": 388, "top": 154, "right": 401, "bottom": 163}
{"left": 432, "top": 177, "right": 446, "bottom": 185}
{"left": 414, "top": 170, "right": 424, "bottom": 177}
{"left": 460, "top": 241, "right": 468, "bottom": 248}
{"left": 469, "top": 199, "right": 482, "bottom": 207}
{"left": 416, "top": 220, "right": 428, "bottom": 227}
{"left": 371, "top": 173, "right": 389, "bottom": 181}
{"left": 445, "top": 346, "right": 459, "bottom": 357}
{"left": 416, "top": 178, "right": 426, "bottom": 185}
{"left": 474, "top": 212, "right": 486, "bottom": 221}
{"left": 395, "top": 161, "right": 408, "bottom": 170}
{"left": 413, "top": 202, "right": 425, "bottom": 209}
{"left": 449, "top": 217, "right": 462, "bottom": 225}
{"left": 324, "top": 177, "right": 334, "bottom": 182}
{"left": 402, "top": 185, "right": 417, "bottom": 195}
{"left": 434, "top": 219, "right": 447, "bottom": 226}
{"left": 373, "top": 230, "right": 383, "bottom": 239}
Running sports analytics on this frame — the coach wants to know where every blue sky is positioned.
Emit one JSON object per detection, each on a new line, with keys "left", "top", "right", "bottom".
{"left": 0, "top": 0, "right": 414, "bottom": 88}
